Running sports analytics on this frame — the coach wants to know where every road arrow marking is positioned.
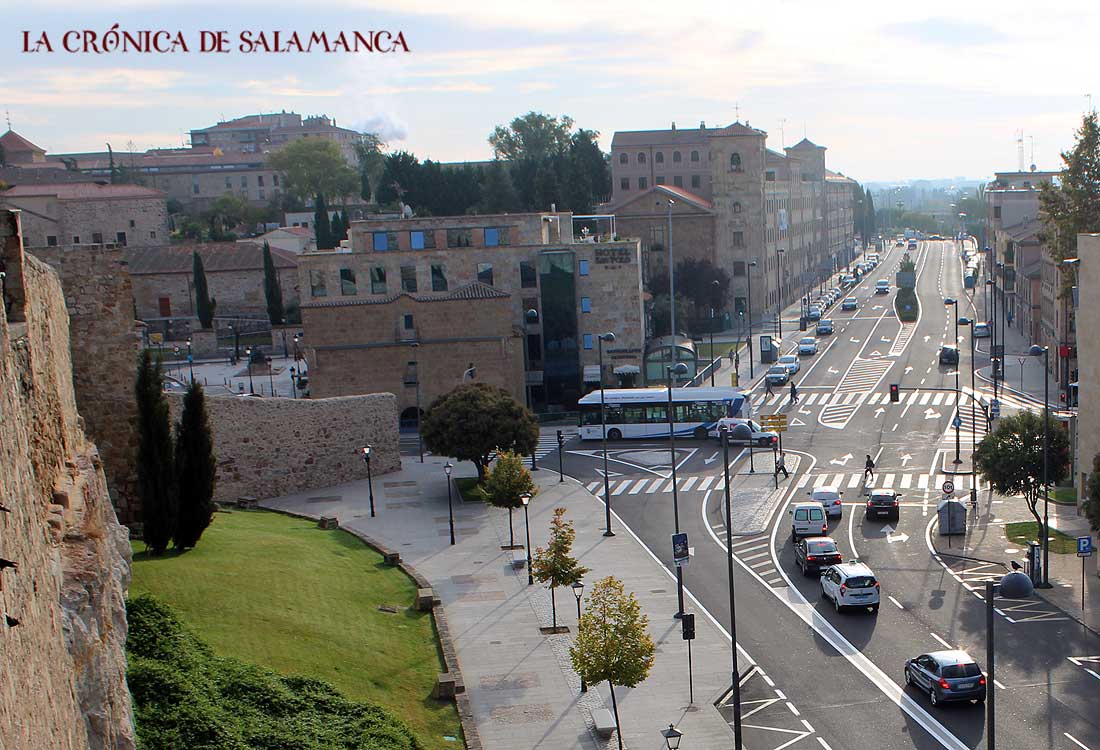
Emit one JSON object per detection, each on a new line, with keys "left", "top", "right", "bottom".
{"left": 873, "top": 305, "right": 884, "bottom": 310}
{"left": 904, "top": 366, "right": 914, "bottom": 374}
{"left": 790, "top": 417, "right": 807, "bottom": 426}
{"left": 703, "top": 451, "right": 719, "bottom": 465}
{"left": 850, "top": 337, "right": 861, "bottom": 343}
{"left": 900, "top": 453, "right": 913, "bottom": 466}
{"left": 874, "top": 407, "right": 886, "bottom": 418}
{"left": 870, "top": 350, "right": 883, "bottom": 357}
{"left": 881, "top": 336, "right": 893, "bottom": 342}
{"left": 828, "top": 367, "right": 840, "bottom": 374}
{"left": 884, "top": 525, "right": 910, "bottom": 543}
{"left": 924, "top": 335, "right": 932, "bottom": 342}
{"left": 799, "top": 407, "right": 812, "bottom": 415}
{"left": 830, "top": 453, "right": 853, "bottom": 466}
{"left": 924, "top": 409, "right": 942, "bottom": 420}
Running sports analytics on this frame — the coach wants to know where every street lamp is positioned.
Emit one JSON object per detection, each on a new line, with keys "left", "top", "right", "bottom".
{"left": 709, "top": 279, "right": 720, "bottom": 386}
{"left": 661, "top": 723, "right": 683, "bottom": 750}
{"left": 571, "top": 580, "right": 586, "bottom": 693}
{"left": 746, "top": 259, "right": 757, "bottom": 378}
{"left": 1029, "top": 344, "right": 1052, "bottom": 588}
{"left": 556, "top": 430, "right": 565, "bottom": 483}
{"left": 944, "top": 298, "right": 961, "bottom": 464}
{"left": 719, "top": 423, "right": 744, "bottom": 748}
{"left": 667, "top": 360, "right": 690, "bottom": 620}
{"left": 245, "top": 346, "right": 255, "bottom": 395}
{"left": 520, "top": 492, "right": 533, "bottom": 585}
{"left": 186, "top": 338, "right": 194, "bottom": 384}
{"left": 361, "top": 445, "right": 375, "bottom": 518}
{"left": 960, "top": 317, "right": 979, "bottom": 509}
{"left": 660, "top": 197, "right": 677, "bottom": 370}
{"left": 597, "top": 331, "right": 616, "bottom": 537}
{"left": 173, "top": 345, "right": 181, "bottom": 380}
{"left": 524, "top": 309, "right": 540, "bottom": 472}
{"left": 289, "top": 366, "right": 297, "bottom": 399}
{"left": 985, "top": 278, "right": 1000, "bottom": 402}
{"left": 775, "top": 247, "right": 785, "bottom": 338}
{"left": 444, "top": 462, "right": 455, "bottom": 545}
{"left": 985, "top": 571, "right": 1035, "bottom": 749}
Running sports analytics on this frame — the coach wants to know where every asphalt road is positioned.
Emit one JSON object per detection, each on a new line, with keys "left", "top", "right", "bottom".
{"left": 543, "top": 240, "right": 1100, "bottom": 750}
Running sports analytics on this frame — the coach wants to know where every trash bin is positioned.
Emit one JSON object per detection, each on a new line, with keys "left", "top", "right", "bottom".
{"left": 937, "top": 499, "right": 966, "bottom": 535}
{"left": 760, "top": 335, "right": 777, "bottom": 364}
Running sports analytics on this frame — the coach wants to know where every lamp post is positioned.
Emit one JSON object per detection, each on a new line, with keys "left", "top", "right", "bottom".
{"left": 985, "top": 278, "right": 998, "bottom": 402}
{"left": 960, "top": 317, "right": 978, "bottom": 509}
{"left": 186, "top": 338, "right": 194, "bottom": 384}
{"left": 1029, "top": 344, "right": 1052, "bottom": 588}
{"left": 229, "top": 321, "right": 240, "bottom": 362}
{"left": 173, "top": 345, "right": 181, "bottom": 380}
{"left": 520, "top": 492, "right": 533, "bottom": 585}
{"left": 361, "top": 445, "right": 375, "bottom": 518}
{"left": 405, "top": 351, "right": 424, "bottom": 463}
{"left": 667, "top": 360, "right": 690, "bottom": 619}
{"left": 746, "top": 260, "right": 757, "bottom": 378}
{"left": 289, "top": 366, "right": 297, "bottom": 399}
{"left": 245, "top": 346, "right": 255, "bottom": 394}
{"left": 281, "top": 318, "right": 289, "bottom": 358}
{"left": 557, "top": 430, "right": 565, "bottom": 483}
{"left": 598, "top": 331, "right": 616, "bottom": 537}
{"left": 985, "top": 571, "right": 1035, "bottom": 749}
{"left": 775, "top": 248, "right": 785, "bottom": 338}
{"left": 524, "top": 308, "right": 541, "bottom": 471}
{"left": 572, "top": 580, "right": 586, "bottom": 693}
{"left": 719, "top": 423, "right": 744, "bottom": 748}
{"left": 661, "top": 723, "right": 683, "bottom": 750}
{"left": 444, "top": 462, "right": 455, "bottom": 545}
{"left": 663, "top": 198, "right": 677, "bottom": 370}
{"left": 736, "top": 311, "right": 744, "bottom": 377}
{"left": 709, "top": 279, "right": 720, "bottom": 386}
{"left": 945, "top": 298, "right": 961, "bottom": 464}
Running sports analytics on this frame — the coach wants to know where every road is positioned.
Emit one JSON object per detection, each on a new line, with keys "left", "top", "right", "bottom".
{"left": 542, "top": 240, "right": 1100, "bottom": 750}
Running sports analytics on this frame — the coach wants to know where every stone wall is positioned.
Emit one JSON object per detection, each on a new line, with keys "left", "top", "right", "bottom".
{"left": 168, "top": 392, "right": 400, "bottom": 504}
{"left": 5, "top": 194, "right": 168, "bottom": 250}
{"left": 0, "top": 211, "right": 134, "bottom": 750}
{"left": 32, "top": 245, "right": 143, "bottom": 524}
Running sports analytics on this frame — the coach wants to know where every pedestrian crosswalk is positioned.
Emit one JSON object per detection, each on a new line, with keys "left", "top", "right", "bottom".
{"left": 585, "top": 473, "right": 731, "bottom": 498}
{"left": 726, "top": 533, "right": 785, "bottom": 588}
{"left": 794, "top": 471, "right": 985, "bottom": 492}
{"left": 482, "top": 428, "right": 579, "bottom": 464}
{"left": 755, "top": 389, "right": 975, "bottom": 409}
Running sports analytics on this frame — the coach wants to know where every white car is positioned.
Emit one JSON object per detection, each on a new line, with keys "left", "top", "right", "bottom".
{"left": 777, "top": 354, "right": 800, "bottom": 374}
{"left": 808, "top": 485, "right": 844, "bottom": 518}
{"left": 790, "top": 502, "right": 828, "bottom": 540}
{"left": 973, "top": 322, "right": 990, "bottom": 338}
{"left": 708, "top": 417, "right": 779, "bottom": 447}
{"left": 798, "top": 337, "right": 818, "bottom": 355}
{"left": 820, "top": 561, "right": 880, "bottom": 613}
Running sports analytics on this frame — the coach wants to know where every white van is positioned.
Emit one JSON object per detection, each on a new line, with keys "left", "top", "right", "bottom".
{"left": 789, "top": 501, "right": 828, "bottom": 541}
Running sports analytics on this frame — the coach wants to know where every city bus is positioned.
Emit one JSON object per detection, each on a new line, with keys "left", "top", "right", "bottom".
{"left": 577, "top": 386, "right": 752, "bottom": 441}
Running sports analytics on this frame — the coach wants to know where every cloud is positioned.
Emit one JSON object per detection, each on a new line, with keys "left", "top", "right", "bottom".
{"left": 350, "top": 112, "right": 409, "bottom": 142}
{"left": 881, "top": 17, "right": 1008, "bottom": 45}
{"left": 240, "top": 76, "right": 343, "bottom": 97}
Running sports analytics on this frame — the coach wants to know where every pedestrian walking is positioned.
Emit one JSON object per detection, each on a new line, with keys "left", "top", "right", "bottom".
{"left": 863, "top": 454, "right": 875, "bottom": 483}
{"left": 789, "top": 381, "right": 799, "bottom": 404}
{"left": 765, "top": 378, "right": 773, "bottom": 397}
{"left": 776, "top": 452, "right": 790, "bottom": 478}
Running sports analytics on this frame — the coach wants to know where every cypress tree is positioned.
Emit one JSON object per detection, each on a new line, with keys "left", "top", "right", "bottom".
{"left": 135, "top": 350, "right": 176, "bottom": 555}
{"left": 193, "top": 251, "right": 216, "bottom": 329}
{"left": 313, "top": 194, "right": 332, "bottom": 250}
{"left": 360, "top": 169, "right": 372, "bottom": 203}
{"left": 330, "top": 212, "right": 344, "bottom": 246}
{"left": 173, "top": 381, "right": 217, "bottom": 550}
{"left": 340, "top": 209, "right": 350, "bottom": 241}
{"left": 262, "top": 241, "right": 284, "bottom": 325}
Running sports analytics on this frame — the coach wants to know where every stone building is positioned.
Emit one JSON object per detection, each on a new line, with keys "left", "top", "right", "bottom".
{"left": 296, "top": 211, "right": 645, "bottom": 409}
{"left": 608, "top": 121, "right": 857, "bottom": 325}
{"left": 190, "top": 112, "right": 362, "bottom": 163}
{"left": 0, "top": 182, "right": 169, "bottom": 248}
{"left": 1075, "top": 233, "right": 1099, "bottom": 513}
{"left": 246, "top": 225, "right": 316, "bottom": 254}
{"left": 0, "top": 129, "right": 47, "bottom": 165}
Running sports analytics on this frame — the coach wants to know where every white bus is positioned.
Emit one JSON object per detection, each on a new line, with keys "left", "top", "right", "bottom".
{"left": 577, "top": 386, "right": 752, "bottom": 441}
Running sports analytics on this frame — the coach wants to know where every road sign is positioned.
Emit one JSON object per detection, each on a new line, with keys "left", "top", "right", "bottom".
{"left": 942, "top": 480, "right": 955, "bottom": 495}
{"left": 149, "top": 332, "right": 164, "bottom": 344}
{"left": 952, "top": 415, "right": 962, "bottom": 429}
{"left": 1078, "top": 536, "right": 1094, "bottom": 558}
{"left": 672, "top": 533, "right": 689, "bottom": 567}
{"left": 681, "top": 613, "right": 696, "bottom": 640}
{"left": 990, "top": 399, "right": 1001, "bottom": 419}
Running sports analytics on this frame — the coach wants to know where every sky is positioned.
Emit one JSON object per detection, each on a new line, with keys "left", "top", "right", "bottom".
{"left": 1, "top": 0, "right": 1097, "bottom": 183}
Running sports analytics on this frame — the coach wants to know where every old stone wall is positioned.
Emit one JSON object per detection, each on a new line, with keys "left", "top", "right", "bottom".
{"left": 0, "top": 212, "right": 134, "bottom": 750}
{"left": 130, "top": 265, "right": 299, "bottom": 321}
{"left": 33, "top": 245, "right": 143, "bottom": 524}
{"left": 168, "top": 392, "right": 400, "bottom": 504}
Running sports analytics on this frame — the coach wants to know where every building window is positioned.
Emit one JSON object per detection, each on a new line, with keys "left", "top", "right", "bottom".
{"left": 225, "top": 177, "right": 232, "bottom": 189}
{"left": 446, "top": 228, "right": 473, "bottom": 247}
{"left": 993, "top": 206, "right": 1001, "bottom": 219}
{"left": 477, "top": 263, "right": 493, "bottom": 286}
{"left": 691, "top": 150, "right": 700, "bottom": 162}
{"left": 73, "top": 236, "right": 80, "bottom": 244}
{"left": 116, "top": 232, "right": 127, "bottom": 246}
{"left": 410, "top": 230, "right": 435, "bottom": 250}
{"left": 637, "top": 152, "right": 647, "bottom": 164}
{"left": 579, "top": 259, "right": 590, "bottom": 276}
{"left": 802, "top": 172, "right": 813, "bottom": 182}
{"left": 92, "top": 232, "right": 103, "bottom": 244}
{"left": 638, "top": 176, "right": 648, "bottom": 190}
{"left": 150, "top": 231, "right": 156, "bottom": 239}
{"left": 158, "top": 297, "right": 171, "bottom": 317}
{"left": 733, "top": 201, "right": 742, "bottom": 214}
{"left": 691, "top": 174, "right": 701, "bottom": 188}
{"left": 520, "top": 261, "right": 537, "bottom": 288}
{"left": 527, "top": 334, "right": 542, "bottom": 360}
{"left": 310, "top": 270, "right": 328, "bottom": 297}
{"left": 656, "top": 152, "right": 664, "bottom": 163}
{"left": 619, "top": 152, "right": 628, "bottom": 164}
{"left": 129, "top": 219, "right": 136, "bottom": 228}
{"left": 731, "top": 153, "right": 743, "bottom": 171}
{"left": 733, "top": 231, "right": 745, "bottom": 248}
{"left": 581, "top": 297, "right": 592, "bottom": 313}
{"left": 733, "top": 261, "right": 746, "bottom": 276}
{"left": 370, "top": 267, "right": 387, "bottom": 294}
{"left": 401, "top": 265, "right": 417, "bottom": 292}
{"left": 673, "top": 151, "right": 682, "bottom": 163}
{"left": 484, "top": 227, "right": 510, "bottom": 246}
{"left": 431, "top": 264, "right": 448, "bottom": 291}
{"left": 46, "top": 235, "right": 57, "bottom": 246}
{"left": 241, "top": 176, "right": 248, "bottom": 187}
{"left": 673, "top": 175, "right": 683, "bottom": 187}
{"left": 273, "top": 174, "right": 279, "bottom": 186}
{"left": 656, "top": 176, "right": 665, "bottom": 185}
{"left": 583, "top": 333, "right": 594, "bottom": 350}
{"left": 192, "top": 181, "right": 199, "bottom": 195}
{"left": 339, "top": 267, "right": 357, "bottom": 295}
{"left": 257, "top": 175, "right": 264, "bottom": 186}
{"left": 620, "top": 177, "right": 630, "bottom": 191}
{"left": 373, "top": 231, "right": 390, "bottom": 251}
{"left": 403, "top": 314, "right": 414, "bottom": 330}
{"left": 765, "top": 170, "right": 775, "bottom": 182}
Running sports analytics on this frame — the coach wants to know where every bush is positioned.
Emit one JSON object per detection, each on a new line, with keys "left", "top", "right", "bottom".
{"left": 126, "top": 595, "right": 422, "bottom": 750}
{"left": 895, "top": 288, "right": 919, "bottom": 322}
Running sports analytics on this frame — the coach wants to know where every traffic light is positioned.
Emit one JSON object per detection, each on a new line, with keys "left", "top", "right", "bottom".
{"left": 681, "top": 613, "right": 696, "bottom": 641}
{"left": 556, "top": 429, "right": 564, "bottom": 445}
{"left": 889, "top": 384, "right": 900, "bottom": 403}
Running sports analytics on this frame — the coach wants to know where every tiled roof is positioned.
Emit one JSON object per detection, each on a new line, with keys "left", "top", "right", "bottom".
{"left": 301, "top": 281, "right": 510, "bottom": 309}
{"left": 1005, "top": 218, "right": 1043, "bottom": 242}
{"left": 269, "top": 226, "right": 312, "bottom": 237}
{"left": 1, "top": 182, "right": 164, "bottom": 200}
{"left": 0, "top": 130, "right": 45, "bottom": 154}
{"left": 125, "top": 242, "right": 298, "bottom": 275}
{"left": 717, "top": 121, "right": 767, "bottom": 137}
{"left": 654, "top": 184, "right": 714, "bottom": 209}
{"left": 611, "top": 121, "right": 765, "bottom": 147}
{"left": 788, "top": 137, "right": 823, "bottom": 150}
{"left": 611, "top": 184, "right": 713, "bottom": 213}
{"left": 0, "top": 166, "right": 97, "bottom": 186}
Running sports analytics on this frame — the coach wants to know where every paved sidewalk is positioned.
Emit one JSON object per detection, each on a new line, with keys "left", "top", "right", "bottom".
{"left": 263, "top": 458, "right": 737, "bottom": 749}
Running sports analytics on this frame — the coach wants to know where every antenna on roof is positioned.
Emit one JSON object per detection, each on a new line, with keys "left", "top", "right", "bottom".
{"left": 1016, "top": 129, "right": 1025, "bottom": 172}
{"left": 4, "top": 109, "right": 10, "bottom": 130}
{"left": 779, "top": 118, "right": 787, "bottom": 148}
{"left": 1028, "top": 135, "right": 1037, "bottom": 171}
{"left": 734, "top": 103, "right": 740, "bottom": 121}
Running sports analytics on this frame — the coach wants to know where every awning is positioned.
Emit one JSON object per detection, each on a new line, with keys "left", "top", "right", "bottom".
{"left": 613, "top": 365, "right": 640, "bottom": 375}
{"left": 583, "top": 365, "right": 602, "bottom": 382}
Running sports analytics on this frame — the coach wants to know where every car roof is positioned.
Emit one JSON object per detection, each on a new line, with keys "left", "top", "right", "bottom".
{"left": 812, "top": 485, "right": 841, "bottom": 494}
{"left": 833, "top": 561, "right": 874, "bottom": 576}
{"left": 792, "top": 501, "right": 824, "bottom": 509}
{"left": 800, "top": 337, "right": 815, "bottom": 342}
{"left": 804, "top": 536, "right": 837, "bottom": 546}
{"left": 818, "top": 319, "right": 833, "bottom": 324}
{"left": 927, "top": 650, "right": 976, "bottom": 665}
{"left": 869, "top": 488, "right": 897, "bottom": 496}
{"left": 941, "top": 344, "right": 958, "bottom": 350}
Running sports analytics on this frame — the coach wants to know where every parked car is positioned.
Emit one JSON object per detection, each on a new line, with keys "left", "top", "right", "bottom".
{"left": 865, "top": 489, "right": 900, "bottom": 521}
{"left": 798, "top": 337, "right": 818, "bottom": 355}
{"left": 841, "top": 297, "right": 858, "bottom": 311}
{"left": 821, "top": 561, "right": 880, "bottom": 613}
{"left": 895, "top": 240, "right": 905, "bottom": 247}
{"left": 808, "top": 485, "right": 844, "bottom": 518}
{"left": 794, "top": 536, "right": 842, "bottom": 576}
{"left": 766, "top": 365, "right": 790, "bottom": 386}
{"left": 939, "top": 345, "right": 959, "bottom": 365}
{"left": 789, "top": 502, "right": 827, "bottom": 541}
{"left": 875, "top": 279, "right": 890, "bottom": 294}
{"left": 807, "top": 306, "right": 822, "bottom": 321}
{"left": 816, "top": 319, "right": 835, "bottom": 335}
{"left": 973, "top": 322, "right": 990, "bottom": 338}
{"left": 708, "top": 417, "right": 779, "bottom": 447}
{"left": 904, "top": 651, "right": 986, "bottom": 706}
{"left": 777, "top": 354, "right": 800, "bottom": 374}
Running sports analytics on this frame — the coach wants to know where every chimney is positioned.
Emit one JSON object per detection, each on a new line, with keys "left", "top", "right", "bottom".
{"left": 671, "top": 121, "right": 676, "bottom": 131}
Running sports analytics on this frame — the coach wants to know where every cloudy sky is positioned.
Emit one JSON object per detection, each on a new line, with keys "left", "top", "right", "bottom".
{"left": 1, "top": 0, "right": 1095, "bottom": 182}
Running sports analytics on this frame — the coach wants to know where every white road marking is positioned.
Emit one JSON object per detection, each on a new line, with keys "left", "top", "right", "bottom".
{"left": 698, "top": 476, "right": 715, "bottom": 491}
{"left": 1064, "top": 733, "right": 1090, "bottom": 749}
{"left": 787, "top": 702, "right": 800, "bottom": 716}
{"left": 680, "top": 476, "right": 698, "bottom": 491}
{"left": 932, "top": 632, "right": 953, "bottom": 649}
{"left": 889, "top": 596, "right": 904, "bottom": 610}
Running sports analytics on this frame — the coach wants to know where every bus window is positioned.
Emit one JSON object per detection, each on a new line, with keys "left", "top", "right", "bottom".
{"left": 646, "top": 405, "right": 668, "bottom": 422}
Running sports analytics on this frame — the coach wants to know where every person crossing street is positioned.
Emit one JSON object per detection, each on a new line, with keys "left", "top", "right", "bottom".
{"left": 864, "top": 454, "right": 875, "bottom": 483}
{"left": 789, "top": 380, "right": 799, "bottom": 404}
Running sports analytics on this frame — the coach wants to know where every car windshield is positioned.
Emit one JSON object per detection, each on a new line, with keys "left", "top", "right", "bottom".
{"left": 941, "top": 663, "right": 981, "bottom": 679}
{"left": 845, "top": 575, "right": 877, "bottom": 588}
{"left": 779, "top": 356, "right": 796, "bottom": 363}
{"left": 807, "top": 540, "right": 837, "bottom": 554}
{"left": 768, "top": 366, "right": 786, "bottom": 374}
{"left": 800, "top": 338, "right": 814, "bottom": 345}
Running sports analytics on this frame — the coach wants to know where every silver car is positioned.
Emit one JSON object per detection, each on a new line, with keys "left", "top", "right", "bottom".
{"left": 904, "top": 651, "right": 986, "bottom": 706}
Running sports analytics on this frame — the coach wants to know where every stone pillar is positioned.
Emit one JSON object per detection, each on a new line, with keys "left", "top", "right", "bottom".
{"left": 271, "top": 325, "right": 292, "bottom": 358}
{"left": 189, "top": 328, "right": 218, "bottom": 358}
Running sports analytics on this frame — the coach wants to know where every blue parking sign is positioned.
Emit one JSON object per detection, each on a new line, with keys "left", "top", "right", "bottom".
{"left": 1079, "top": 536, "right": 1094, "bottom": 557}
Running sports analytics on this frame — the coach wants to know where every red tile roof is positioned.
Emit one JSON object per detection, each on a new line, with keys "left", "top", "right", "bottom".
{"left": 0, "top": 130, "right": 45, "bottom": 154}
{"left": 1, "top": 182, "right": 164, "bottom": 200}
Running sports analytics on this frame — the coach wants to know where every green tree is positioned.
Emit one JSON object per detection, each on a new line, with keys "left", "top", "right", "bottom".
{"left": 649, "top": 294, "right": 692, "bottom": 338}
{"left": 569, "top": 576, "right": 655, "bottom": 750}
{"left": 532, "top": 162, "right": 561, "bottom": 212}
{"left": 340, "top": 209, "right": 350, "bottom": 241}
{"left": 864, "top": 191, "right": 876, "bottom": 238}
{"left": 173, "top": 381, "right": 216, "bottom": 550}
{"left": 1040, "top": 112, "right": 1100, "bottom": 296}
{"left": 266, "top": 138, "right": 359, "bottom": 204}
{"left": 974, "top": 410, "right": 1071, "bottom": 536}
{"left": 1085, "top": 453, "right": 1100, "bottom": 533}
{"left": 261, "top": 241, "right": 284, "bottom": 326}
{"left": 480, "top": 161, "right": 522, "bottom": 213}
{"left": 313, "top": 194, "right": 333, "bottom": 250}
{"left": 330, "top": 211, "right": 345, "bottom": 247}
{"left": 531, "top": 507, "right": 588, "bottom": 630}
{"left": 135, "top": 350, "right": 176, "bottom": 555}
{"left": 485, "top": 451, "right": 537, "bottom": 548}
{"left": 352, "top": 132, "right": 385, "bottom": 204}
{"left": 192, "top": 251, "right": 216, "bottom": 329}
{"left": 204, "top": 193, "right": 249, "bottom": 240}
{"left": 489, "top": 112, "right": 575, "bottom": 162}
{"left": 421, "top": 383, "right": 539, "bottom": 483}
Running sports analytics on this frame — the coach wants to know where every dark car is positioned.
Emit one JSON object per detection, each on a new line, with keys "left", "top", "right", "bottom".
{"left": 816, "top": 319, "right": 834, "bottom": 335}
{"left": 865, "top": 489, "right": 900, "bottom": 521}
{"left": 939, "top": 345, "right": 959, "bottom": 365}
{"left": 905, "top": 651, "right": 986, "bottom": 706}
{"left": 794, "top": 536, "right": 843, "bottom": 576}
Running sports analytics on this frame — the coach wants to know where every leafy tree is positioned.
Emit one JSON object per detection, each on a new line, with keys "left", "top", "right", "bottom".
{"left": 330, "top": 211, "right": 344, "bottom": 247}
{"left": 352, "top": 133, "right": 385, "bottom": 204}
{"left": 1040, "top": 112, "right": 1100, "bottom": 295}
{"left": 974, "top": 410, "right": 1071, "bottom": 535}
{"left": 135, "top": 351, "right": 176, "bottom": 555}
{"left": 204, "top": 193, "right": 249, "bottom": 240}
{"left": 569, "top": 576, "right": 655, "bottom": 750}
{"left": 340, "top": 209, "right": 350, "bottom": 241}
{"left": 649, "top": 294, "right": 692, "bottom": 338}
{"left": 266, "top": 139, "right": 359, "bottom": 204}
{"left": 533, "top": 161, "right": 561, "bottom": 211}
{"left": 192, "top": 251, "right": 216, "bottom": 329}
{"left": 489, "top": 112, "right": 575, "bottom": 162}
{"left": 173, "top": 381, "right": 216, "bottom": 550}
{"left": 569, "top": 128, "right": 611, "bottom": 204}
{"left": 261, "top": 241, "right": 284, "bottom": 326}
{"left": 485, "top": 451, "right": 537, "bottom": 548}
{"left": 480, "top": 161, "right": 522, "bottom": 213}
{"left": 0, "top": 143, "right": 5, "bottom": 167}
{"left": 653, "top": 258, "right": 731, "bottom": 321}
{"left": 531, "top": 507, "right": 588, "bottom": 630}
{"left": 1085, "top": 453, "right": 1100, "bottom": 533}
{"left": 313, "top": 194, "right": 333, "bottom": 250}
{"left": 421, "top": 383, "right": 539, "bottom": 483}
{"left": 864, "top": 191, "right": 876, "bottom": 238}
{"left": 359, "top": 170, "right": 372, "bottom": 204}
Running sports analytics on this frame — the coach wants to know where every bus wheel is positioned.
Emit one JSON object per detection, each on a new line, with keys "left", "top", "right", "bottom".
{"left": 607, "top": 428, "right": 622, "bottom": 441}
{"left": 694, "top": 426, "right": 709, "bottom": 440}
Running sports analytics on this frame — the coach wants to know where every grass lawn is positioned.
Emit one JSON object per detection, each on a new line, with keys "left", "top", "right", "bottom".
{"left": 130, "top": 510, "right": 461, "bottom": 748}
{"left": 1003, "top": 521, "right": 1079, "bottom": 554}
{"left": 1049, "top": 487, "right": 1078, "bottom": 505}
{"left": 455, "top": 476, "right": 489, "bottom": 503}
